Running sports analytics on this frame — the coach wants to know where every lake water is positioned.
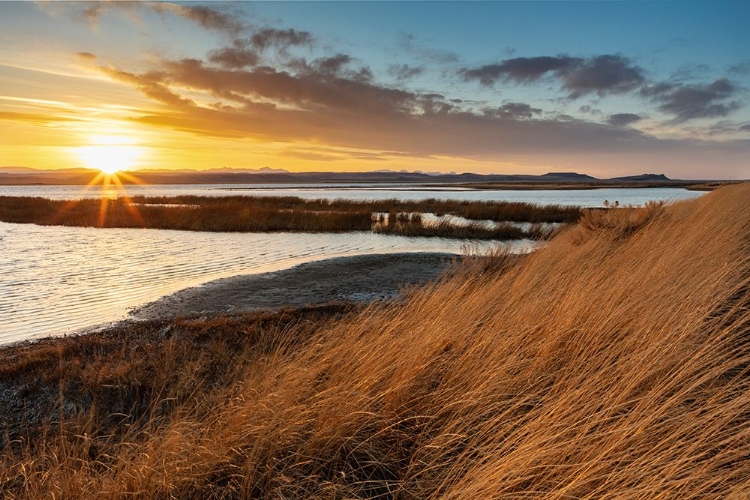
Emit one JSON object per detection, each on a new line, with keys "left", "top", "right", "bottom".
{"left": 0, "top": 184, "right": 704, "bottom": 345}
{"left": 0, "top": 184, "right": 703, "bottom": 207}
{"left": 0, "top": 222, "right": 531, "bottom": 345}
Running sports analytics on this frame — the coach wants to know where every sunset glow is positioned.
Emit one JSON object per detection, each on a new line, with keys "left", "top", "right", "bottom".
{"left": 76, "top": 138, "right": 145, "bottom": 174}
{"left": 0, "top": 2, "right": 748, "bottom": 179}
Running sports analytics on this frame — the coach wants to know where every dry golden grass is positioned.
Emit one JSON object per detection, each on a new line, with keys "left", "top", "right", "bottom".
{"left": 1, "top": 184, "right": 748, "bottom": 498}
{"left": 0, "top": 195, "right": 581, "bottom": 239}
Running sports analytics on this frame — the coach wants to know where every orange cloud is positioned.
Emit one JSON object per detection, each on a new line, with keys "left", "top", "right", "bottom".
{"left": 0, "top": 111, "right": 81, "bottom": 125}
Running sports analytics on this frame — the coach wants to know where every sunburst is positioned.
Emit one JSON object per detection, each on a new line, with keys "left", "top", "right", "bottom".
{"left": 57, "top": 134, "right": 152, "bottom": 226}
{"left": 88, "top": 170, "right": 146, "bottom": 227}
{"left": 76, "top": 135, "right": 145, "bottom": 175}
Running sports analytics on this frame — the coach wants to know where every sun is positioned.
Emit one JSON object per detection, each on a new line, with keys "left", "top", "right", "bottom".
{"left": 76, "top": 135, "right": 144, "bottom": 174}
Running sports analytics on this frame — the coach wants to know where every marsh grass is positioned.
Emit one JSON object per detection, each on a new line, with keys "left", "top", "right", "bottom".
{"left": 0, "top": 195, "right": 581, "bottom": 239}
{"left": 1, "top": 184, "right": 748, "bottom": 498}
{"left": 371, "top": 212, "right": 558, "bottom": 240}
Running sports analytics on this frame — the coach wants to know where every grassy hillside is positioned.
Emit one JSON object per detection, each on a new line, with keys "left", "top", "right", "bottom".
{"left": 1, "top": 184, "right": 748, "bottom": 498}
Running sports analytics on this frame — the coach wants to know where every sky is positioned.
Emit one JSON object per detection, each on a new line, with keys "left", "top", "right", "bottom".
{"left": 0, "top": 1, "right": 749, "bottom": 179}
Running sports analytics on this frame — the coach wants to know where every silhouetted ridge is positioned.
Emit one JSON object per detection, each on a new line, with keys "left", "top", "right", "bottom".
{"left": 541, "top": 172, "right": 598, "bottom": 181}
{"left": 611, "top": 173, "right": 670, "bottom": 182}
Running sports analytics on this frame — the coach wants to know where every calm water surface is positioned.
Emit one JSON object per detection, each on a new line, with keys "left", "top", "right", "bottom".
{"left": 0, "top": 222, "right": 529, "bottom": 344}
{"left": 0, "top": 184, "right": 703, "bottom": 207}
{"left": 0, "top": 184, "right": 704, "bottom": 345}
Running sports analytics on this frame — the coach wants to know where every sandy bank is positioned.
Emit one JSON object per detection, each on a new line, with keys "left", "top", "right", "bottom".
{"left": 131, "top": 253, "right": 456, "bottom": 321}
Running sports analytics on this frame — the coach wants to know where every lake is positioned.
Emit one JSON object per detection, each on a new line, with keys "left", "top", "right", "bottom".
{"left": 0, "top": 184, "right": 703, "bottom": 207}
{"left": 0, "top": 184, "right": 704, "bottom": 344}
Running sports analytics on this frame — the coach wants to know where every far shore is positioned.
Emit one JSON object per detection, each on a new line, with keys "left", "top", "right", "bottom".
{"left": 0, "top": 178, "right": 728, "bottom": 191}
{"left": 430, "top": 181, "right": 730, "bottom": 191}
{"left": 0, "top": 166, "right": 737, "bottom": 190}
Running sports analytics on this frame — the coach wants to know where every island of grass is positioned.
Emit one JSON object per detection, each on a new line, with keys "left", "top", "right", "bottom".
{"left": 0, "top": 195, "right": 582, "bottom": 239}
{"left": 0, "top": 183, "right": 748, "bottom": 498}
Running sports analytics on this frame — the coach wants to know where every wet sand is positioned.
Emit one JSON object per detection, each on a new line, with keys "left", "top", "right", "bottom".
{"left": 131, "top": 253, "right": 456, "bottom": 321}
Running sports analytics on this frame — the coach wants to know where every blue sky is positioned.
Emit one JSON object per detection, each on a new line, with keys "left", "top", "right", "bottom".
{"left": 0, "top": 1, "right": 748, "bottom": 178}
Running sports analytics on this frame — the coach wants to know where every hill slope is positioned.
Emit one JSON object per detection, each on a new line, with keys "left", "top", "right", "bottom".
{"left": 1, "top": 184, "right": 748, "bottom": 498}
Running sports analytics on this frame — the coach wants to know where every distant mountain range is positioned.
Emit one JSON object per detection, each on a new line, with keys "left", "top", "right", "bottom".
{"left": 0, "top": 166, "right": 698, "bottom": 186}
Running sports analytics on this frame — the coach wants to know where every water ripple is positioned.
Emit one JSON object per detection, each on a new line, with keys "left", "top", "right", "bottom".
{"left": 0, "top": 222, "right": 527, "bottom": 344}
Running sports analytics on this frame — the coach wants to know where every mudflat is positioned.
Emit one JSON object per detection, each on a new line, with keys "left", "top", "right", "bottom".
{"left": 131, "top": 253, "right": 456, "bottom": 321}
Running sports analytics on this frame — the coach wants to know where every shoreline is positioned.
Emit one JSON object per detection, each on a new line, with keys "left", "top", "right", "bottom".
{"left": 129, "top": 252, "right": 457, "bottom": 322}
{"left": 1, "top": 252, "right": 457, "bottom": 350}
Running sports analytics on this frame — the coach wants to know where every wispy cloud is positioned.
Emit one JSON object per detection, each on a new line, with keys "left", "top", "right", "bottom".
{"left": 387, "top": 64, "right": 425, "bottom": 82}
{"left": 640, "top": 78, "right": 741, "bottom": 122}
{"left": 250, "top": 28, "right": 314, "bottom": 52}
{"left": 91, "top": 50, "right": 691, "bottom": 162}
{"left": 51, "top": 1, "right": 247, "bottom": 35}
{"left": 99, "top": 65, "right": 196, "bottom": 108}
{"left": 398, "top": 34, "right": 460, "bottom": 64}
{"left": 607, "top": 113, "right": 643, "bottom": 127}
{"left": 22, "top": 1, "right": 749, "bottom": 175}
{"left": 728, "top": 60, "right": 750, "bottom": 75}
{"left": 149, "top": 3, "right": 245, "bottom": 35}
{"left": 483, "top": 102, "right": 542, "bottom": 120}
{"left": 208, "top": 43, "right": 260, "bottom": 70}
{"left": 460, "top": 54, "right": 645, "bottom": 98}
{"left": 0, "top": 110, "right": 81, "bottom": 125}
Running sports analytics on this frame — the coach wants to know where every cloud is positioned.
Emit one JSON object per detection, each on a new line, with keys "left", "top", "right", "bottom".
{"left": 705, "top": 121, "right": 750, "bottom": 136}
{"left": 311, "top": 54, "right": 353, "bottom": 76}
{"left": 150, "top": 3, "right": 244, "bottom": 35}
{"left": 106, "top": 63, "right": 750, "bottom": 179}
{"left": 417, "top": 94, "right": 457, "bottom": 116}
{"left": 104, "top": 57, "right": 415, "bottom": 117}
{"left": 460, "top": 54, "right": 645, "bottom": 98}
{"left": 208, "top": 44, "right": 259, "bottom": 69}
{"left": 86, "top": 26, "right": 749, "bottom": 175}
{"left": 670, "top": 63, "right": 710, "bottom": 82}
{"left": 387, "top": 64, "right": 424, "bottom": 82}
{"left": 0, "top": 111, "right": 81, "bottom": 125}
{"left": 288, "top": 54, "right": 374, "bottom": 83}
{"left": 40, "top": 1, "right": 139, "bottom": 30}
{"left": 206, "top": 27, "right": 314, "bottom": 69}
{"left": 75, "top": 52, "right": 97, "bottom": 63}
{"left": 461, "top": 56, "right": 576, "bottom": 85}
{"left": 99, "top": 65, "right": 196, "bottom": 108}
{"left": 561, "top": 55, "right": 645, "bottom": 98}
{"left": 398, "top": 34, "right": 460, "bottom": 64}
{"left": 81, "top": 3, "right": 106, "bottom": 28}
{"left": 640, "top": 78, "right": 741, "bottom": 122}
{"left": 48, "top": 2, "right": 245, "bottom": 35}
{"left": 579, "top": 105, "right": 603, "bottom": 116}
{"left": 249, "top": 28, "right": 314, "bottom": 52}
{"left": 728, "top": 61, "right": 750, "bottom": 75}
{"left": 281, "top": 147, "right": 395, "bottom": 162}
{"left": 281, "top": 149, "right": 344, "bottom": 162}
{"left": 484, "top": 102, "right": 542, "bottom": 120}
{"left": 96, "top": 51, "right": 687, "bottom": 162}
{"left": 607, "top": 113, "right": 643, "bottom": 126}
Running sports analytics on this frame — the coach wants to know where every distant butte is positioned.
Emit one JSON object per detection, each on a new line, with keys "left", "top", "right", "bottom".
{"left": 0, "top": 167, "right": 719, "bottom": 188}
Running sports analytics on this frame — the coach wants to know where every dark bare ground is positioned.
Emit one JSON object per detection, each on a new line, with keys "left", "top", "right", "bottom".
{"left": 131, "top": 252, "right": 456, "bottom": 321}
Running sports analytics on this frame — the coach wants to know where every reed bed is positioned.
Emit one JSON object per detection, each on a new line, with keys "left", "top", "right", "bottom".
{"left": 1, "top": 184, "right": 748, "bottom": 498}
{"left": 124, "top": 196, "right": 582, "bottom": 223}
{"left": 0, "top": 195, "right": 580, "bottom": 239}
{"left": 372, "top": 212, "right": 557, "bottom": 240}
